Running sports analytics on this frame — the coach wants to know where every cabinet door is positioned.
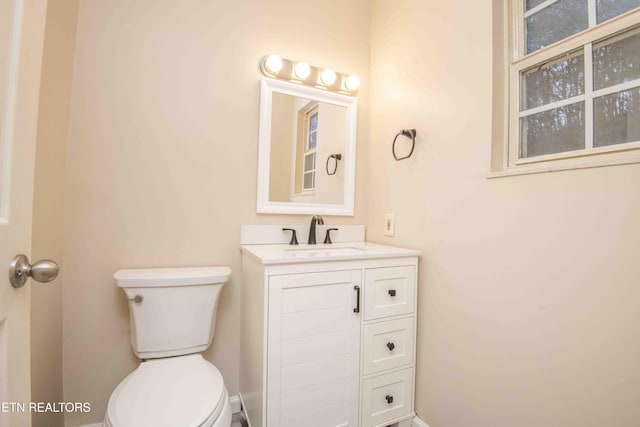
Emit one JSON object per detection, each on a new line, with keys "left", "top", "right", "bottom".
{"left": 268, "top": 270, "right": 361, "bottom": 427}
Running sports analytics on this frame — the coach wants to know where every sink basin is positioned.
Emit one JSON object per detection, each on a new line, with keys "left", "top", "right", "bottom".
{"left": 282, "top": 246, "right": 365, "bottom": 257}
{"left": 240, "top": 241, "right": 422, "bottom": 265}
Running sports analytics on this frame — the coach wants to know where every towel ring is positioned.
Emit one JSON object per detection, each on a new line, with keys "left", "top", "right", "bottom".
{"left": 326, "top": 153, "right": 342, "bottom": 175}
{"left": 392, "top": 129, "right": 417, "bottom": 161}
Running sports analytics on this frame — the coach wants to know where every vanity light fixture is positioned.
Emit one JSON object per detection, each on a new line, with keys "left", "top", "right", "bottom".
{"left": 260, "top": 54, "right": 359, "bottom": 94}
{"left": 293, "top": 62, "right": 311, "bottom": 80}
{"left": 320, "top": 69, "right": 337, "bottom": 86}
{"left": 344, "top": 75, "right": 360, "bottom": 91}
{"left": 264, "top": 54, "right": 283, "bottom": 74}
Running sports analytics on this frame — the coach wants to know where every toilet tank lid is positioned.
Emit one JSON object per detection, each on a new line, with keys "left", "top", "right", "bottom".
{"left": 114, "top": 266, "right": 231, "bottom": 287}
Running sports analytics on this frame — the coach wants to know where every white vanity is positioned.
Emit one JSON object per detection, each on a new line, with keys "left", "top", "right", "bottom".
{"left": 239, "top": 225, "right": 420, "bottom": 427}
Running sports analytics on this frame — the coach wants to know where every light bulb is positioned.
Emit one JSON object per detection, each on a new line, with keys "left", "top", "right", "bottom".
{"left": 294, "top": 62, "right": 311, "bottom": 80}
{"left": 320, "top": 69, "right": 337, "bottom": 86}
{"left": 344, "top": 75, "right": 360, "bottom": 91}
{"left": 264, "top": 55, "right": 283, "bottom": 74}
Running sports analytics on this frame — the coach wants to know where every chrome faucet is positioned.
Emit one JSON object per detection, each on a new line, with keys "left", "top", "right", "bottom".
{"left": 308, "top": 215, "right": 324, "bottom": 244}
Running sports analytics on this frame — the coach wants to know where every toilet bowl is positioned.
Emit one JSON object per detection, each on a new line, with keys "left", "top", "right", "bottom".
{"left": 104, "top": 355, "right": 231, "bottom": 427}
{"left": 104, "top": 267, "right": 232, "bottom": 427}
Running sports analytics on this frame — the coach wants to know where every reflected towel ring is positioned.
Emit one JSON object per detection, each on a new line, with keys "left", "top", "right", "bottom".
{"left": 326, "top": 153, "right": 342, "bottom": 175}
{"left": 392, "top": 129, "right": 417, "bottom": 161}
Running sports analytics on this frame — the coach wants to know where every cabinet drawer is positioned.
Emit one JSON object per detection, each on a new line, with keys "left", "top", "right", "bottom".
{"left": 361, "top": 368, "right": 413, "bottom": 427}
{"left": 363, "top": 318, "right": 414, "bottom": 375}
{"left": 364, "top": 266, "right": 415, "bottom": 320}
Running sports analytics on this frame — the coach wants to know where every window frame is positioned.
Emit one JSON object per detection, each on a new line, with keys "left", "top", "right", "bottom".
{"left": 503, "top": 0, "right": 640, "bottom": 172}
{"left": 301, "top": 104, "right": 318, "bottom": 192}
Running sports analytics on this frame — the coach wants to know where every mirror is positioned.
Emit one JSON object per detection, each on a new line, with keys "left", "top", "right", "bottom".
{"left": 256, "top": 77, "right": 357, "bottom": 215}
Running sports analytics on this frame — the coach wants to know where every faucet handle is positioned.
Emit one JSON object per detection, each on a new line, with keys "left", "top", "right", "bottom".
{"left": 323, "top": 228, "right": 339, "bottom": 244}
{"left": 282, "top": 228, "right": 299, "bottom": 245}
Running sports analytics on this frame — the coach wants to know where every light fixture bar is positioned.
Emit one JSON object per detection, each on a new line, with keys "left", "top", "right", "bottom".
{"left": 260, "top": 54, "right": 359, "bottom": 95}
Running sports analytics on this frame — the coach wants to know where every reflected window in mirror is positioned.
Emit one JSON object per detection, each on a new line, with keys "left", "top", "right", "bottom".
{"left": 301, "top": 103, "right": 318, "bottom": 193}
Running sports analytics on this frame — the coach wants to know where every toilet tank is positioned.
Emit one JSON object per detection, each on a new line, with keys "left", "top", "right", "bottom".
{"left": 114, "top": 266, "right": 231, "bottom": 359}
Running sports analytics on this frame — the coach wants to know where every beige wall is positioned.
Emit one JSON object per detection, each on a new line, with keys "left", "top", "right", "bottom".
{"left": 368, "top": 1, "right": 640, "bottom": 426}
{"left": 31, "top": 1, "right": 79, "bottom": 426}
{"left": 62, "top": 0, "right": 370, "bottom": 425}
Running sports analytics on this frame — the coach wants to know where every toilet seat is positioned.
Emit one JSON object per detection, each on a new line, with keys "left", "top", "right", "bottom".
{"left": 105, "top": 354, "right": 227, "bottom": 427}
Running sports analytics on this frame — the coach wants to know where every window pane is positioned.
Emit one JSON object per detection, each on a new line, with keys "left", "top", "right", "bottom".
{"left": 594, "top": 87, "right": 640, "bottom": 147}
{"left": 520, "top": 102, "right": 585, "bottom": 157}
{"left": 304, "top": 153, "right": 315, "bottom": 172}
{"left": 308, "top": 130, "right": 317, "bottom": 149}
{"left": 522, "top": 51, "right": 584, "bottom": 110}
{"left": 596, "top": 0, "right": 640, "bottom": 24}
{"left": 526, "top": 0, "right": 588, "bottom": 54}
{"left": 310, "top": 112, "right": 318, "bottom": 131}
{"left": 526, "top": 0, "right": 548, "bottom": 11}
{"left": 593, "top": 28, "right": 640, "bottom": 90}
{"left": 303, "top": 172, "right": 314, "bottom": 190}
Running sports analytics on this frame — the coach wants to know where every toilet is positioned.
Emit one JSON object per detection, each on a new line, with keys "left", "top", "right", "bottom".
{"left": 104, "top": 267, "right": 233, "bottom": 427}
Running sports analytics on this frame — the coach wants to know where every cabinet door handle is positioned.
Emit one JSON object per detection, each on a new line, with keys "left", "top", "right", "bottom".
{"left": 387, "top": 342, "right": 395, "bottom": 351}
{"left": 385, "top": 394, "right": 394, "bottom": 404}
{"left": 388, "top": 289, "right": 396, "bottom": 297}
{"left": 353, "top": 285, "right": 361, "bottom": 313}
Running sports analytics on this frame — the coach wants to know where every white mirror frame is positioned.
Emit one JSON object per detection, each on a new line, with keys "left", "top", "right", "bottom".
{"left": 256, "top": 77, "right": 357, "bottom": 216}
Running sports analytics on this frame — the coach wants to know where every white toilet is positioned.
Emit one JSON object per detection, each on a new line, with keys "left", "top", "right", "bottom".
{"left": 104, "top": 267, "right": 233, "bottom": 427}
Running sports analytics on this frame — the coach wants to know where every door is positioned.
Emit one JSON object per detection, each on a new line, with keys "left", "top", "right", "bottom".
{"left": 0, "top": 1, "right": 48, "bottom": 426}
{"left": 267, "top": 270, "right": 361, "bottom": 427}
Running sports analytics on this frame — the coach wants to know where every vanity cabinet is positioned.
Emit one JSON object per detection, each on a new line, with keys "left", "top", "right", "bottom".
{"left": 240, "top": 244, "right": 419, "bottom": 427}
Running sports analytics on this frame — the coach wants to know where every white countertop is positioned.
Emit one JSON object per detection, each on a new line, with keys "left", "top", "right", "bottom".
{"left": 240, "top": 242, "right": 421, "bottom": 265}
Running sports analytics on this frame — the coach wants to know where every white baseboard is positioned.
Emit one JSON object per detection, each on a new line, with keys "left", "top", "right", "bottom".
{"left": 83, "top": 401, "right": 425, "bottom": 427}
{"left": 238, "top": 392, "right": 252, "bottom": 427}
{"left": 412, "top": 415, "right": 430, "bottom": 427}
{"left": 230, "top": 394, "right": 241, "bottom": 414}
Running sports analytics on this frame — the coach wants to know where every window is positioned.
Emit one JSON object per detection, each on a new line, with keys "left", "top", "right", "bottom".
{"left": 302, "top": 105, "right": 318, "bottom": 191}
{"left": 504, "top": 0, "right": 640, "bottom": 170}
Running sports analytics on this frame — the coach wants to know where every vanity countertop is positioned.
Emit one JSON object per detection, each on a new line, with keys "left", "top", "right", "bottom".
{"left": 240, "top": 241, "right": 421, "bottom": 265}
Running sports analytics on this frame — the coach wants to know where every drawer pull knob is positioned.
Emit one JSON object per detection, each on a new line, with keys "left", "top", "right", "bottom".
{"left": 388, "top": 289, "right": 396, "bottom": 297}
{"left": 387, "top": 342, "right": 395, "bottom": 351}
{"left": 385, "top": 394, "right": 394, "bottom": 404}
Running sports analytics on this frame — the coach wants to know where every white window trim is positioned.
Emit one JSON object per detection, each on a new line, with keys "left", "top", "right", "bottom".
{"left": 301, "top": 105, "right": 318, "bottom": 192}
{"left": 500, "top": 2, "right": 640, "bottom": 175}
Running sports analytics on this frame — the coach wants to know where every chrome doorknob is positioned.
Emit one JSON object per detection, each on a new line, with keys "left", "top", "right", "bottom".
{"left": 9, "top": 254, "right": 59, "bottom": 288}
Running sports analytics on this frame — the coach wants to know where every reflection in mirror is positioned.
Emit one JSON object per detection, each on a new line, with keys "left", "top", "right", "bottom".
{"left": 257, "top": 78, "right": 357, "bottom": 216}
{"left": 269, "top": 92, "right": 346, "bottom": 204}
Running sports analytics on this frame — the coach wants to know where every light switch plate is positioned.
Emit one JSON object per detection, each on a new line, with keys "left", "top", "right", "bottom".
{"left": 384, "top": 213, "right": 395, "bottom": 237}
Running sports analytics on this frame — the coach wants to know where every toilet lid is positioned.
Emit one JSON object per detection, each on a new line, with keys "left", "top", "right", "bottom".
{"left": 107, "top": 354, "right": 225, "bottom": 427}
